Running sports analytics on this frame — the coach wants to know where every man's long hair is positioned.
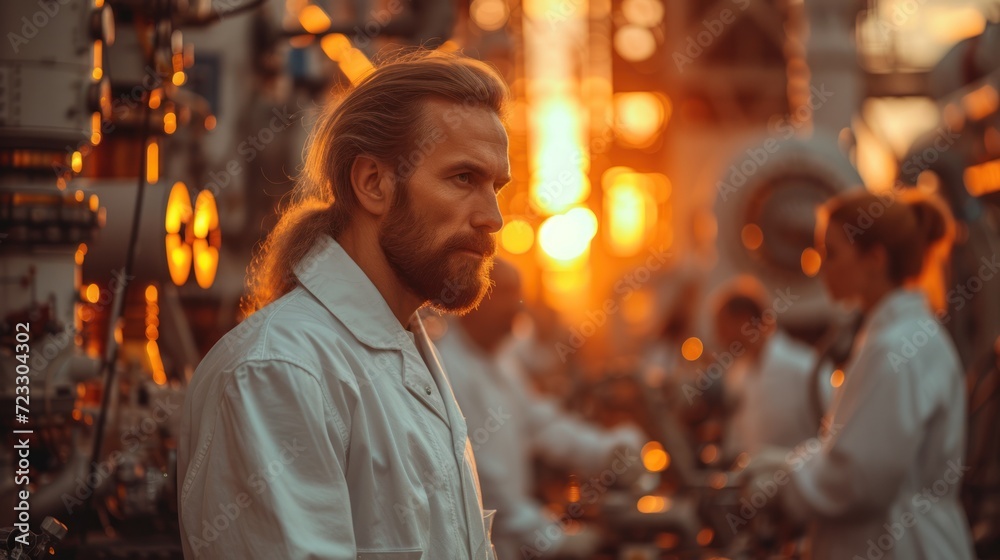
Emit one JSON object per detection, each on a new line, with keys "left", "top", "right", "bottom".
{"left": 242, "top": 50, "right": 510, "bottom": 315}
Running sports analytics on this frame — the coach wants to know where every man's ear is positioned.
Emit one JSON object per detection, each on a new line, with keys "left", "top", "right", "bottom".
{"left": 349, "top": 155, "right": 394, "bottom": 217}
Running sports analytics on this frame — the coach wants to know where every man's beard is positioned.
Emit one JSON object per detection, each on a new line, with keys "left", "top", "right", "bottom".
{"left": 379, "top": 180, "right": 496, "bottom": 315}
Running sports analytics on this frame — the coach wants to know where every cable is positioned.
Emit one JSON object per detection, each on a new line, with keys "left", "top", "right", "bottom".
{"left": 79, "top": 5, "right": 161, "bottom": 540}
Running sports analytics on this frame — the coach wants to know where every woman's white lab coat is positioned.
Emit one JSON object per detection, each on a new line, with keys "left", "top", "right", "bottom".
{"left": 785, "top": 289, "right": 974, "bottom": 559}
{"left": 178, "top": 235, "right": 495, "bottom": 560}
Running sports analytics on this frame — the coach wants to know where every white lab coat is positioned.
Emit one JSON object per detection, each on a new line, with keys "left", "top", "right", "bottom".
{"left": 724, "top": 331, "right": 831, "bottom": 459}
{"left": 178, "top": 235, "right": 495, "bottom": 560}
{"left": 435, "top": 323, "right": 641, "bottom": 560}
{"left": 786, "top": 289, "right": 974, "bottom": 560}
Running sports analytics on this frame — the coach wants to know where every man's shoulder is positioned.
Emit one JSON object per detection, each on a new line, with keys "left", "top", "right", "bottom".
{"left": 200, "top": 286, "right": 358, "bottom": 375}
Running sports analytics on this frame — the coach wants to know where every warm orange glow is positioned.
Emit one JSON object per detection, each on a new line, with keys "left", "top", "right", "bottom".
{"left": 166, "top": 234, "right": 192, "bottom": 286}
{"left": 700, "top": 444, "right": 718, "bottom": 464}
{"left": 641, "top": 441, "right": 670, "bottom": 472}
{"left": 193, "top": 190, "right": 219, "bottom": 239}
{"left": 637, "top": 495, "right": 670, "bottom": 514}
{"left": 205, "top": 115, "right": 217, "bottom": 130}
{"left": 501, "top": 219, "right": 535, "bottom": 255}
{"left": 193, "top": 239, "right": 220, "bottom": 288}
{"left": 621, "top": 0, "right": 663, "bottom": 27}
{"left": 538, "top": 208, "right": 597, "bottom": 262}
{"left": 172, "top": 71, "right": 186, "bottom": 86}
{"left": 709, "top": 472, "right": 729, "bottom": 489}
{"left": 927, "top": 6, "right": 985, "bottom": 43}
{"left": 681, "top": 337, "right": 703, "bottom": 361}
{"left": 696, "top": 528, "right": 714, "bottom": 546}
{"left": 92, "top": 41, "right": 103, "bottom": 80}
{"left": 830, "top": 369, "right": 845, "bottom": 388}
{"left": 71, "top": 151, "right": 83, "bottom": 173}
{"left": 75, "top": 244, "right": 87, "bottom": 265}
{"left": 963, "top": 85, "right": 999, "bottom": 121}
{"left": 146, "top": 139, "right": 159, "bottom": 183}
{"left": 149, "top": 89, "right": 162, "bottom": 109}
{"left": 165, "top": 182, "right": 192, "bottom": 234}
{"left": 614, "top": 25, "right": 656, "bottom": 61}
{"left": 288, "top": 34, "right": 315, "bottom": 47}
{"left": 320, "top": 34, "right": 374, "bottom": 84}
{"left": 614, "top": 92, "right": 669, "bottom": 147}
{"left": 801, "top": 247, "right": 821, "bottom": 277}
{"left": 964, "top": 159, "right": 1000, "bottom": 197}
{"left": 164, "top": 111, "right": 177, "bottom": 134}
{"left": 145, "top": 284, "right": 158, "bottom": 302}
{"left": 146, "top": 340, "right": 167, "bottom": 385}
{"left": 529, "top": 98, "right": 590, "bottom": 215}
{"left": 471, "top": 0, "right": 509, "bottom": 31}
{"left": 91, "top": 112, "right": 102, "bottom": 145}
{"left": 298, "top": 4, "right": 332, "bottom": 33}
{"left": 85, "top": 283, "right": 100, "bottom": 303}
{"left": 75, "top": 190, "right": 85, "bottom": 202}
{"left": 741, "top": 223, "right": 763, "bottom": 250}
{"left": 604, "top": 172, "right": 657, "bottom": 256}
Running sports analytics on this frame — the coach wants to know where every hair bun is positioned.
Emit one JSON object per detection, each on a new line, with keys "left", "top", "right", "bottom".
{"left": 906, "top": 195, "right": 953, "bottom": 247}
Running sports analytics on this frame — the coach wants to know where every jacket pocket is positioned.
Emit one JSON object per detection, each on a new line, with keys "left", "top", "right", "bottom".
{"left": 357, "top": 550, "right": 422, "bottom": 560}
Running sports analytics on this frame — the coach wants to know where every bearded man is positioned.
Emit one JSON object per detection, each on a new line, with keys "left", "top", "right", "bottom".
{"left": 178, "top": 50, "right": 511, "bottom": 560}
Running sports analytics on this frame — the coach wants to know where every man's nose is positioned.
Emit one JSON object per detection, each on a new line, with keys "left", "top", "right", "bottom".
{"left": 472, "top": 190, "right": 503, "bottom": 233}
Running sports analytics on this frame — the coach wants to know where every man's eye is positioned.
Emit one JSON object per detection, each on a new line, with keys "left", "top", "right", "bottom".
{"left": 456, "top": 173, "right": 471, "bottom": 183}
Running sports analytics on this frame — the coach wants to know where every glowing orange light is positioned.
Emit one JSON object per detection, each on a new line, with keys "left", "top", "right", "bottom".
{"left": 91, "top": 112, "right": 102, "bottom": 145}
{"left": 149, "top": 89, "right": 162, "bottom": 109}
{"left": 637, "top": 495, "right": 670, "bottom": 514}
{"left": 964, "top": 158, "right": 1000, "bottom": 197}
{"left": 830, "top": 369, "right": 845, "bottom": 388}
{"left": 298, "top": 4, "right": 332, "bottom": 33}
{"left": 741, "top": 223, "right": 763, "bottom": 250}
{"left": 801, "top": 247, "right": 821, "bottom": 277}
{"left": 146, "top": 140, "right": 159, "bottom": 184}
{"left": 92, "top": 41, "right": 103, "bottom": 80}
{"left": 538, "top": 208, "right": 597, "bottom": 262}
{"left": 320, "top": 34, "right": 374, "bottom": 84}
{"left": 641, "top": 441, "right": 670, "bottom": 472}
{"left": 614, "top": 92, "right": 669, "bottom": 147}
{"left": 681, "top": 337, "right": 703, "bottom": 361}
{"left": 145, "top": 285, "right": 158, "bottom": 302}
{"left": 205, "top": 115, "right": 217, "bottom": 131}
{"left": 71, "top": 151, "right": 83, "bottom": 173}
{"left": 696, "top": 528, "right": 714, "bottom": 546}
{"left": 614, "top": 25, "right": 656, "bottom": 61}
{"left": 471, "top": 0, "right": 509, "bottom": 31}
{"left": 172, "top": 71, "right": 186, "bottom": 86}
{"left": 85, "top": 283, "right": 100, "bottom": 303}
{"left": 165, "top": 182, "right": 192, "bottom": 234}
{"left": 501, "top": 219, "right": 534, "bottom": 255}
{"left": 164, "top": 111, "right": 177, "bottom": 134}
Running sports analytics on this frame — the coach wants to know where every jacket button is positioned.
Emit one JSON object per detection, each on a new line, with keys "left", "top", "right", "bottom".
{"left": 424, "top": 384, "right": 432, "bottom": 395}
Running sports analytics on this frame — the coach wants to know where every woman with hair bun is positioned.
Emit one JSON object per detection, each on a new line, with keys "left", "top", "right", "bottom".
{"left": 743, "top": 189, "right": 975, "bottom": 559}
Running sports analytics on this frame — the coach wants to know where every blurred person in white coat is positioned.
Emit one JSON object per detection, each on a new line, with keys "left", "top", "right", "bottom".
{"left": 713, "top": 276, "right": 832, "bottom": 462}
{"left": 178, "top": 52, "right": 513, "bottom": 559}
{"left": 436, "top": 260, "right": 646, "bottom": 560}
{"left": 744, "top": 190, "right": 974, "bottom": 559}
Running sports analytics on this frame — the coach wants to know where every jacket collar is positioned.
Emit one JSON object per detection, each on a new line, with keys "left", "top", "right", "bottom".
{"left": 294, "top": 234, "right": 412, "bottom": 350}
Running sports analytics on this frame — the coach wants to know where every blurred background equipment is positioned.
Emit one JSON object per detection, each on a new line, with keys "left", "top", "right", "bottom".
{"left": 2, "top": 0, "right": 1000, "bottom": 558}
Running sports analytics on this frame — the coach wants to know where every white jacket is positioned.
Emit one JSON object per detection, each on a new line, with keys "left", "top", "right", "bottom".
{"left": 435, "top": 322, "right": 641, "bottom": 560}
{"left": 787, "top": 289, "right": 974, "bottom": 560}
{"left": 178, "top": 235, "right": 495, "bottom": 560}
